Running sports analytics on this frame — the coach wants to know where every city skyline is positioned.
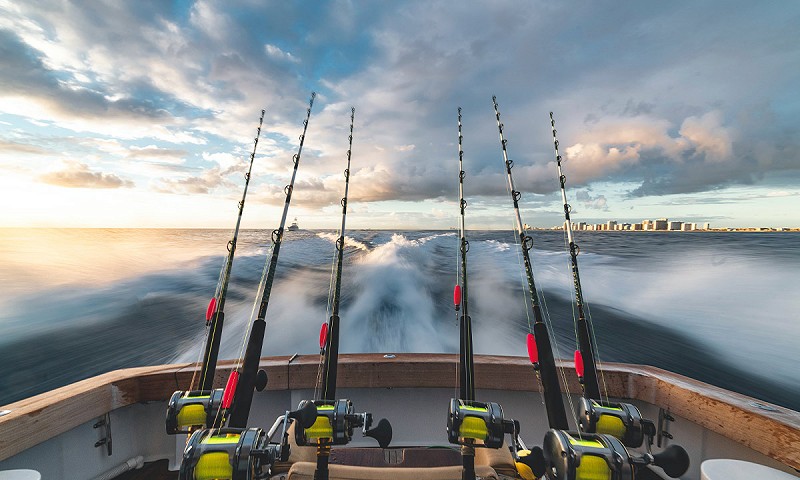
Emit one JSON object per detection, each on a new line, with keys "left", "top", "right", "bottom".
{"left": 1, "top": 2, "right": 798, "bottom": 230}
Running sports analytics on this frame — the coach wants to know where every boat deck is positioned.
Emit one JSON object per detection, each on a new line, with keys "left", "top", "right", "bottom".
{"left": 1, "top": 354, "right": 798, "bottom": 479}
{"left": 112, "top": 452, "right": 671, "bottom": 479}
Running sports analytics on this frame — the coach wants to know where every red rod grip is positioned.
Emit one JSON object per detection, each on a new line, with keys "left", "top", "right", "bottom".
{"left": 574, "top": 350, "right": 584, "bottom": 378}
{"left": 206, "top": 297, "right": 217, "bottom": 321}
{"left": 319, "top": 323, "right": 328, "bottom": 350}
{"left": 526, "top": 333, "right": 538, "bottom": 364}
{"left": 453, "top": 285, "right": 462, "bottom": 310}
{"left": 222, "top": 371, "right": 239, "bottom": 409}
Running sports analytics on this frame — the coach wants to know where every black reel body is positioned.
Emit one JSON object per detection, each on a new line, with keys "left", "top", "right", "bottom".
{"left": 447, "top": 399, "right": 508, "bottom": 449}
{"left": 295, "top": 399, "right": 357, "bottom": 446}
{"left": 179, "top": 427, "right": 267, "bottom": 480}
{"left": 578, "top": 397, "right": 646, "bottom": 448}
{"left": 166, "top": 389, "right": 224, "bottom": 434}
{"left": 543, "top": 429, "right": 633, "bottom": 480}
{"left": 294, "top": 399, "right": 392, "bottom": 448}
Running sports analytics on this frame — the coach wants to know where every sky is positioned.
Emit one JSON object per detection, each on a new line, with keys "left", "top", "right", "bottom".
{"left": 0, "top": 0, "right": 798, "bottom": 230}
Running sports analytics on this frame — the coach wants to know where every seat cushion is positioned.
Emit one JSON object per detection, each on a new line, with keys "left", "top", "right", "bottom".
{"left": 474, "top": 441, "right": 518, "bottom": 477}
{"left": 286, "top": 462, "right": 499, "bottom": 480}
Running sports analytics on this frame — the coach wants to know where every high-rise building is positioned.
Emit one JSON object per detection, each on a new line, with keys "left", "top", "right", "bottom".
{"left": 654, "top": 218, "right": 668, "bottom": 230}
{"left": 669, "top": 221, "right": 683, "bottom": 231}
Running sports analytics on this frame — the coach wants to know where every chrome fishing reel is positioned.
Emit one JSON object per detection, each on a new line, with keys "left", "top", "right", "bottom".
{"left": 544, "top": 430, "right": 632, "bottom": 480}
{"left": 166, "top": 389, "right": 224, "bottom": 434}
{"left": 543, "top": 429, "right": 690, "bottom": 480}
{"left": 447, "top": 399, "right": 514, "bottom": 449}
{"left": 178, "top": 402, "right": 318, "bottom": 480}
{"left": 179, "top": 427, "right": 265, "bottom": 480}
{"left": 294, "top": 399, "right": 392, "bottom": 448}
{"left": 577, "top": 397, "right": 653, "bottom": 448}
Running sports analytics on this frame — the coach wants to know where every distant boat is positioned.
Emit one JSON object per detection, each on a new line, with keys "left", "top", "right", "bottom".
{"left": 288, "top": 218, "right": 299, "bottom": 231}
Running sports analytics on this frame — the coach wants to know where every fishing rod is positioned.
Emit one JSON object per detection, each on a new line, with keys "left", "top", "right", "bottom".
{"left": 540, "top": 113, "right": 690, "bottom": 480}
{"left": 446, "top": 107, "right": 528, "bottom": 480}
{"left": 176, "top": 94, "right": 322, "bottom": 480}
{"left": 318, "top": 107, "right": 356, "bottom": 403}
{"left": 491, "top": 96, "right": 569, "bottom": 431}
{"left": 549, "top": 112, "right": 601, "bottom": 401}
{"left": 456, "top": 107, "right": 475, "bottom": 403}
{"left": 165, "top": 109, "right": 266, "bottom": 435}
{"left": 227, "top": 91, "right": 316, "bottom": 428}
{"left": 294, "top": 107, "right": 391, "bottom": 480}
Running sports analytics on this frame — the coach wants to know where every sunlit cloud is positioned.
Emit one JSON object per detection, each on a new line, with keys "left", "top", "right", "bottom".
{"left": 39, "top": 161, "right": 135, "bottom": 189}
{"left": 0, "top": 0, "right": 797, "bottom": 227}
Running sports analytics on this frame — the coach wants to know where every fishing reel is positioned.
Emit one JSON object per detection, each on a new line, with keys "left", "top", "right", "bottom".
{"left": 294, "top": 399, "right": 393, "bottom": 448}
{"left": 543, "top": 429, "right": 690, "bottom": 480}
{"left": 179, "top": 427, "right": 266, "bottom": 480}
{"left": 447, "top": 399, "right": 515, "bottom": 449}
{"left": 178, "top": 402, "right": 318, "bottom": 480}
{"left": 166, "top": 389, "right": 224, "bottom": 434}
{"left": 577, "top": 397, "right": 653, "bottom": 448}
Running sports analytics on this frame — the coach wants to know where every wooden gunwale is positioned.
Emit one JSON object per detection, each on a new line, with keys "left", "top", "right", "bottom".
{"left": 0, "top": 353, "right": 798, "bottom": 469}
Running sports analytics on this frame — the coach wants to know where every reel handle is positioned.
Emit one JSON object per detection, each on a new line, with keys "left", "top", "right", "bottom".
{"left": 650, "top": 444, "right": 690, "bottom": 478}
{"left": 365, "top": 418, "right": 392, "bottom": 448}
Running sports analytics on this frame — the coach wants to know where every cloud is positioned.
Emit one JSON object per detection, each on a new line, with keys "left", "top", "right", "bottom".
{"left": 39, "top": 161, "right": 134, "bottom": 189}
{"left": 574, "top": 190, "right": 609, "bottom": 211}
{"left": 265, "top": 44, "right": 300, "bottom": 64}
{"left": 0, "top": 139, "right": 50, "bottom": 155}
{"left": 2, "top": 0, "right": 799, "bottom": 227}
{"left": 153, "top": 167, "right": 232, "bottom": 195}
{"left": 127, "top": 145, "right": 188, "bottom": 163}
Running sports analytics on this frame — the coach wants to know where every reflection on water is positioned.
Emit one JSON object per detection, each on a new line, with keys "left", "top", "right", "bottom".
{"left": 0, "top": 228, "right": 798, "bottom": 411}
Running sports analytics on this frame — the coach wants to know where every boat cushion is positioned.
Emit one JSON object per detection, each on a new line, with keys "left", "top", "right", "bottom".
{"left": 286, "top": 462, "right": 500, "bottom": 480}
{"left": 474, "top": 440, "right": 518, "bottom": 477}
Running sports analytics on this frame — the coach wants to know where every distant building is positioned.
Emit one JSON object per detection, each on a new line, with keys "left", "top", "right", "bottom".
{"left": 578, "top": 222, "right": 587, "bottom": 230}
{"left": 633, "top": 223, "right": 643, "bottom": 231}
{"left": 607, "top": 220, "right": 617, "bottom": 231}
{"left": 622, "top": 223, "right": 632, "bottom": 230}
{"left": 642, "top": 220, "right": 653, "bottom": 231}
{"left": 669, "top": 221, "right": 682, "bottom": 231}
{"left": 681, "top": 223, "right": 696, "bottom": 231}
{"left": 653, "top": 218, "right": 668, "bottom": 231}
{"left": 703, "top": 222, "right": 711, "bottom": 230}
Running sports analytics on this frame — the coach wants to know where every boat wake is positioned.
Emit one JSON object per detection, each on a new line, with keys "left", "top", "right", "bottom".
{"left": 1, "top": 229, "right": 798, "bottom": 411}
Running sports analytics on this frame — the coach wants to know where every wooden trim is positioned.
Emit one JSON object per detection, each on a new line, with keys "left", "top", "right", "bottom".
{"left": 1, "top": 354, "right": 798, "bottom": 468}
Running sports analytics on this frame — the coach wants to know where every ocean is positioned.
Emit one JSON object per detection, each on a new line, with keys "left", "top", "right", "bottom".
{"left": 1, "top": 228, "right": 798, "bottom": 411}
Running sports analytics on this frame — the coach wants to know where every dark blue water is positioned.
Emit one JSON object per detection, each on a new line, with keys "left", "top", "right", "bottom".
{"left": 1, "top": 229, "right": 798, "bottom": 411}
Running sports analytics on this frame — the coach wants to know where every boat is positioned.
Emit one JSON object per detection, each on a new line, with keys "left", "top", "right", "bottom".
{"left": 1, "top": 355, "right": 798, "bottom": 479}
{"left": 288, "top": 219, "right": 299, "bottom": 231}
{"left": 1, "top": 100, "right": 799, "bottom": 480}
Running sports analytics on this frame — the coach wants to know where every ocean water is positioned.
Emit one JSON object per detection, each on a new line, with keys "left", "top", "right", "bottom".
{"left": 1, "top": 228, "right": 798, "bottom": 411}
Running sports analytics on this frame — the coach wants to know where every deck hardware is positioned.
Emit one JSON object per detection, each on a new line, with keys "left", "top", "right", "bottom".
{"left": 383, "top": 354, "right": 396, "bottom": 359}
{"left": 0, "top": 410, "right": 11, "bottom": 417}
{"left": 94, "top": 413, "right": 112, "bottom": 456}
{"left": 288, "top": 353, "right": 299, "bottom": 364}
{"left": 657, "top": 408, "right": 675, "bottom": 447}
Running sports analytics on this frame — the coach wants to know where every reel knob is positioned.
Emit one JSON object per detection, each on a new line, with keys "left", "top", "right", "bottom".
{"left": 365, "top": 418, "right": 392, "bottom": 448}
{"left": 652, "top": 444, "right": 690, "bottom": 478}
